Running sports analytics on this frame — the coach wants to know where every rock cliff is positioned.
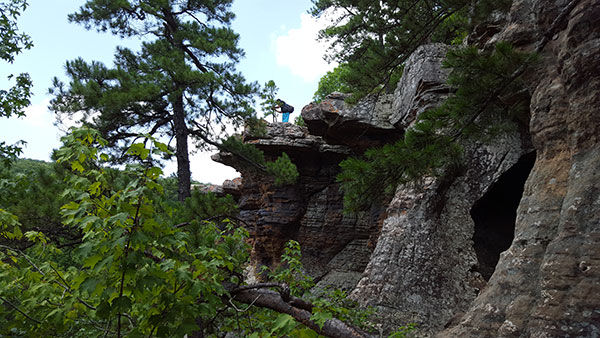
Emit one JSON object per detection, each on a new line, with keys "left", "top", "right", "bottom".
{"left": 214, "top": 123, "right": 385, "bottom": 287}
{"left": 214, "top": 0, "right": 599, "bottom": 336}
{"left": 440, "top": 0, "right": 600, "bottom": 336}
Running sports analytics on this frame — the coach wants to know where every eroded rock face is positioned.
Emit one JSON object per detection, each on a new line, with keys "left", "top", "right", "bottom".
{"left": 351, "top": 133, "right": 534, "bottom": 335}
{"left": 214, "top": 123, "right": 381, "bottom": 285}
{"left": 213, "top": 43, "right": 459, "bottom": 289}
{"left": 439, "top": 0, "right": 600, "bottom": 336}
{"left": 301, "top": 92, "right": 398, "bottom": 150}
{"left": 390, "top": 43, "right": 452, "bottom": 129}
{"left": 214, "top": 6, "right": 600, "bottom": 334}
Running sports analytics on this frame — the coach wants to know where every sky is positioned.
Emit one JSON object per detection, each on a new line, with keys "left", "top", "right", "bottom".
{"left": 0, "top": 0, "right": 336, "bottom": 184}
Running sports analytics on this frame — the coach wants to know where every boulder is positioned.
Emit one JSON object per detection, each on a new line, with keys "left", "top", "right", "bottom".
{"left": 301, "top": 92, "right": 398, "bottom": 150}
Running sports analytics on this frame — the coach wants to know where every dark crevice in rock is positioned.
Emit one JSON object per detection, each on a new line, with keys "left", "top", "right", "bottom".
{"left": 470, "top": 151, "right": 536, "bottom": 281}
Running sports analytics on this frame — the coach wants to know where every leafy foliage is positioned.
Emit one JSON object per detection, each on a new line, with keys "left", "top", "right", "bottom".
{"left": 0, "top": 160, "right": 74, "bottom": 249}
{"left": 388, "top": 323, "right": 418, "bottom": 337}
{"left": 172, "top": 190, "right": 238, "bottom": 226}
{"left": 311, "top": 0, "right": 514, "bottom": 101}
{"left": 221, "top": 136, "right": 300, "bottom": 186}
{"left": 221, "top": 135, "right": 268, "bottom": 168}
{"left": 0, "top": 0, "right": 33, "bottom": 164}
{"left": 0, "top": 128, "right": 251, "bottom": 337}
{"left": 266, "top": 152, "right": 299, "bottom": 186}
{"left": 295, "top": 115, "right": 306, "bottom": 127}
{"left": 236, "top": 240, "right": 377, "bottom": 337}
{"left": 338, "top": 42, "right": 536, "bottom": 211}
{"left": 312, "top": 63, "right": 352, "bottom": 103}
{"left": 0, "top": 128, "right": 373, "bottom": 337}
{"left": 267, "top": 241, "right": 315, "bottom": 296}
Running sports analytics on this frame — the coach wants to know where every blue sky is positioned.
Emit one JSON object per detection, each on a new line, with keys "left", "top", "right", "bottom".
{"left": 0, "top": 0, "right": 335, "bottom": 183}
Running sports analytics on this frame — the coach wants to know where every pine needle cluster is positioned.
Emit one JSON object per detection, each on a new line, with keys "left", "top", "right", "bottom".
{"left": 311, "top": 0, "right": 515, "bottom": 102}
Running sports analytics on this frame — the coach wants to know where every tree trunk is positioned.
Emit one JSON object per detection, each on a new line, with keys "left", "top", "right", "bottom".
{"left": 173, "top": 93, "right": 191, "bottom": 201}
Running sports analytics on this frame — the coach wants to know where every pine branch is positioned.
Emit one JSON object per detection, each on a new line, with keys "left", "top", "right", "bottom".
{"left": 451, "top": 0, "right": 583, "bottom": 140}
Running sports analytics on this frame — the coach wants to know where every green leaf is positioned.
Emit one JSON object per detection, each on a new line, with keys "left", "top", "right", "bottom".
{"left": 270, "top": 313, "right": 296, "bottom": 334}
{"left": 112, "top": 296, "right": 132, "bottom": 312}
{"left": 80, "top": 276, "right": 101, "bottom": 295}
{"left": 311, "top": 310, "right": 333, "bottom": 330}
{"left": 127, "top": 143, "right": 150, "bottom": 160}
{"left": 71, "top": 161, "right": 84, "bottom": 173}
{"left": 96, "top": 300, "right": 111, "bottom": 319}
{"left": 83, "top": 254, "right": 103, "bottom": 269}
{"left": 24, "top": 231, "right": 47, "bottom": 243}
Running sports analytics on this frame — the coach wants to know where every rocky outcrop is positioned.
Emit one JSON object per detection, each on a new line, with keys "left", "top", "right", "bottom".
{"left": 214, "top": 1, "right": 599, "bottom": 335}
{"left": 390, "top": 43, "right": 453, "bottom": 129}
{"left": 351, "top": 136, "right": 534, "bottom": 334}
{"left": 348, "top": 45, "right": 535, "bottom": 334}
{"left": 214, "top": 123, "right": 382, "bottom": 285}
{"left": 301, "top": 92, "right": 398, "bottom": 150}
{"left": 439, "top": 0, "right": 600, "bottom": 336}
{"left": 214, "top": 43, "right": 461, "bottom": 291}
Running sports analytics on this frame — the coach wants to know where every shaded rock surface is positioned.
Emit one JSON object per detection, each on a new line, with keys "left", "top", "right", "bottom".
{"left": 349, "top": 42, "right": 536, "bottom": 334}
{"left": 301, "top": 92, "right": 398, "bottom": 150}
{"left": 213, "top": 1, "right": 600, "bottom": 335}
{"left": 214, "top": 43, "right": 458, "bottom": 290}
{"left": 351, "top": 136, "right": 534, "bottom": 334}
{"left": 214, "top": 123, "right": 381, "bottom": 284}
{"left": 391, "top": 43, "right": 453, "bottom": 129}
{"left": 439, "top": 0, "right": 600, "bottom": 336}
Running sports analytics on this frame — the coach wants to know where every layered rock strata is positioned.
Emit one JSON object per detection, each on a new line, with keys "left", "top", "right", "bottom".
{"left": 440, "top": 0, "right": 600, "bottom": 336}
{"left": 214, "top": 123, "right": 383, "bottom": 285}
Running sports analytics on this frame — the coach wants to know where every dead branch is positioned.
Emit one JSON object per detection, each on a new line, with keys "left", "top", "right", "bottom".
{"left": 230, "top": 286, "right": 374, "bottom": 338}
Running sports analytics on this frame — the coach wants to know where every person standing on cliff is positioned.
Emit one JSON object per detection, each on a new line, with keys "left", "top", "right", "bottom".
{"left": 275, "top": 99, "right": 294, "bottom": 123}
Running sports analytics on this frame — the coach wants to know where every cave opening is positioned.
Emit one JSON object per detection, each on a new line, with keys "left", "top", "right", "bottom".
{"left": 470, "top": 152, "right": 536, "bottom": 281}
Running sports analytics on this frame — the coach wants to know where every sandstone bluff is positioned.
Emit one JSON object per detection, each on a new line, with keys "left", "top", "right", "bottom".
{"left": 213, "top": 0, "right": 600, "bottom": 336}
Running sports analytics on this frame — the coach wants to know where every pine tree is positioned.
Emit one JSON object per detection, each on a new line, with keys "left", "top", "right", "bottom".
{"left": 312, "top": 63, "right": 351, "bottom": 103}
{"left": 49, "top": 0, "right": 258, "bottom": 201}
{"left": 310, "top": 0, "right": 511, "bottom": 101}
{"left": 260, "top": 80, "right": 279, "bottom": 122}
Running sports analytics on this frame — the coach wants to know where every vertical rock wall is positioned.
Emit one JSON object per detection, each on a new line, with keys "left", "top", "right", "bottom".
{"left": 440, "top": 0, "right": 600, "bottom": 336}
{"left": 214, "top": 123, "right": 383, "bottom": 286}
{"left": 349, "top": 45, "right": 535, "bottom": 333}
{"left": 213, "top": 1, "right": 599, "bottom": 335}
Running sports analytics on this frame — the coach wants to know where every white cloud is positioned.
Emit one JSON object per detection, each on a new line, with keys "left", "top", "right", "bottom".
{"left": 0, "top": 99, "right": 62, "bottom": 161}
{"left": 274, "top": 13, "right": 337, "bottom": 82}
{"left": 22, "top": 99, "right": 54, "bottom": 127}
{"left": 191, "top": 151, "right": 240, "bottom": 185}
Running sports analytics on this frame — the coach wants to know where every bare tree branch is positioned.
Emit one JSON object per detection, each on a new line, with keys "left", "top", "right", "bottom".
{"left": 231, "top": 287, "right": 375, "bottom": 338}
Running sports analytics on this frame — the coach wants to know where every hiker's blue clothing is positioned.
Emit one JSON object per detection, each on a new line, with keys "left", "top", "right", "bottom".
{"left": 277, "top": 100, "right": 293, "bottom": 123}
